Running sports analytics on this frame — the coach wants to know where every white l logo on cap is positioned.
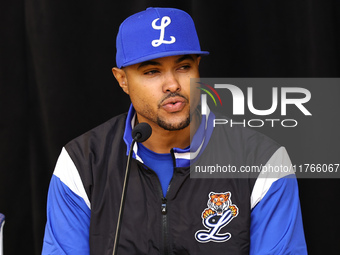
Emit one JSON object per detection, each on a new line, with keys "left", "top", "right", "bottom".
{"left": 151, "top": 16, "right": 176, "bottom": 47}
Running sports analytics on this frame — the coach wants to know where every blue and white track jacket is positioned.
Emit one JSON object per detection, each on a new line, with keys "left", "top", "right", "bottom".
{"left": 42, "top": 105, "right": 307, "bottom": 254}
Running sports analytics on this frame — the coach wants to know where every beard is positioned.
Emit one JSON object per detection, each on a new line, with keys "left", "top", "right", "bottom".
{"left": 152, "top": 92, "right": 190, "bottom": 131}
{"left": 156, "top": 114, "right": 190, "bottom": 131}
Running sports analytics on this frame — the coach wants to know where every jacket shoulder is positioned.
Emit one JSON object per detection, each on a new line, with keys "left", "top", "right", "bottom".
{"left": 63, "top": 113, "right": 128, "bottom": 200}
{"left": 66, "top": 113, "right": 127, "bottom": 150}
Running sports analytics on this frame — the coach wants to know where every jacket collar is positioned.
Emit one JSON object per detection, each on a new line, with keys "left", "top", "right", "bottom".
{"left": 123, "top": 104, "right": 214, "bottom": 167}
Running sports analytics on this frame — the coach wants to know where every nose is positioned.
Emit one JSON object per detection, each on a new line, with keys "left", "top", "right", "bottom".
{"left": 162, "top": 72, "right": 181, "bottom": 93}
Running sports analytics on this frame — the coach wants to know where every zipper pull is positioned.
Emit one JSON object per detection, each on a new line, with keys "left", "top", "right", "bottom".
{"left": 161, "top": 198, "right": 167, "bottom": 215}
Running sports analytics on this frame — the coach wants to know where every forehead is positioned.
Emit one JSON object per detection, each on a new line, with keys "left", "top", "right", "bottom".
{"left": 125, "top": 54, "right": 196, "bottom": 70}
{"left": 211, "top": 194, "right": 228, "bottom": 198}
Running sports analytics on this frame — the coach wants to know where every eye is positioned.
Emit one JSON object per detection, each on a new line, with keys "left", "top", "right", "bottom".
{"left": 214, "top": 198, "right": 218, "bottom": 202}
{"left": 220, "top": 198, "right": 224, "bottom": 202}
{"left": 177, "top": 65, "right": 191, "bottom": 71}
{"left": 144, "top": 69, "right": 159, "bottom": 75}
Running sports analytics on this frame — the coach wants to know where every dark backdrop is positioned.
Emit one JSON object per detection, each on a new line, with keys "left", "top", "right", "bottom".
{"left": 1, "top": 0, "right": 339, "bottom": 254}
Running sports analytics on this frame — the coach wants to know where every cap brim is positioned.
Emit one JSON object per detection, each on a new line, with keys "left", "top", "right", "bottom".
{"left": 119, "top": 50, "right": 209, "bottom": 68}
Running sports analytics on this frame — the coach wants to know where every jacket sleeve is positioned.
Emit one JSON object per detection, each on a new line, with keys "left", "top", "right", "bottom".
{"left": 42, "top": 148, "right": 91, "bottom": 255}
{"left": 250, "top": 147, "right": 308, "bottom": 255}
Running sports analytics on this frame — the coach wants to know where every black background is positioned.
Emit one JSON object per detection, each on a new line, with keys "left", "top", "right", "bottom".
{"left": 1, "top": 0, "right": 339, "bottom": 254}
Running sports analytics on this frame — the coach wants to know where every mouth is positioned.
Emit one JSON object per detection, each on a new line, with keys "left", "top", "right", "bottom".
{"left": 160, "top": 96, "right": 187, "bottom": 113}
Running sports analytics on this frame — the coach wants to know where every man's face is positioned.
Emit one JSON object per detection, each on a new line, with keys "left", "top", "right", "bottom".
{"left": 115, "top": 54, "right": 201, "bottom": 131}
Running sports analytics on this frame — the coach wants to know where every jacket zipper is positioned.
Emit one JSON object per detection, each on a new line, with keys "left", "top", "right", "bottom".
{"left": 159, "top": 175, "right": 173, "bottom": 255}
{"left": 146, "top": 166, "right": 172, "bottom": 255}
{"left": 160, "top": 148, "right": 176, "bottom": 255}
{"left": 161, "top": 196, "right": 169, "bottom": 255}
{"left": 141, "top": 149, "right": 177, "bottom": 254}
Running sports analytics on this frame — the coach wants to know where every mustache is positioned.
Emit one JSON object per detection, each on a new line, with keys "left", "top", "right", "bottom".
{"left": 159, "top": 92, "right": 188, "bottom": 105}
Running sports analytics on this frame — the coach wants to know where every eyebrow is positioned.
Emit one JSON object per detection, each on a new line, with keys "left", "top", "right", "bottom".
{"left": 175, "top": 54, "right": 195, "bottom": 64}
{"left": 137, "top": 60, "right": 161, "bottom": 70}
{"left": 137, "top": 55, "right": 195, "bottom": 70}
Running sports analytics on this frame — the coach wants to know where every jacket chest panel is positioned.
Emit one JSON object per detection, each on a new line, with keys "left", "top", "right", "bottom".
{"left": 116, "top": 168, "right": 251, "bottom": 254}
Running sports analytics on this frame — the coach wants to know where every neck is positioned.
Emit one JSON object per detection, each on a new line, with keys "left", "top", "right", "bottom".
{"left": 137, "top": 112, "right": 200, "bottom": 154}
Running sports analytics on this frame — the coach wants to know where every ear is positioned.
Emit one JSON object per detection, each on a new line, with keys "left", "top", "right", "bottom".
{"left": 196, "top": 55, "right": 201, "bottom": 66}
{"left": 209, "top": 192, "right": 215, "bottom": 198}
{"left": 224, "top": 192, "right": 230, "bottom": 200}
{"left": 112, "top": 67, "right": 129, "bottom": 94}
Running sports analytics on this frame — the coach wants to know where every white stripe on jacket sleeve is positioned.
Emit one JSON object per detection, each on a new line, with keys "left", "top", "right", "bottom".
{"left": 250, "top": 146, "right": 295, "bottom": 209}
{"left": 53, "top": 147, "right": 91, "bottom": 209}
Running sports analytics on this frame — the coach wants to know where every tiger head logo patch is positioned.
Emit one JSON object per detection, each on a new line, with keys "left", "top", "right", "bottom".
{"left": 195, "top": 191, "right": 238, "bottom": 243}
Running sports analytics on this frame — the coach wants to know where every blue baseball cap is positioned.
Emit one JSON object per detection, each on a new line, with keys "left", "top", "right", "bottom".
{"left": 116, "top": 7, "right": 209, "bottom": 68}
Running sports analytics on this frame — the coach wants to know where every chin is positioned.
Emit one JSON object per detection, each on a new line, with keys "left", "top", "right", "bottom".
{"left": 157, "top": 116, "right": 190, "bottom": 131}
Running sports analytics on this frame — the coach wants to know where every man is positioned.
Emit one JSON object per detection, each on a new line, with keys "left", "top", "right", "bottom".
{"left": 42, "top": 7, "right": 307, "bottom": 254}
